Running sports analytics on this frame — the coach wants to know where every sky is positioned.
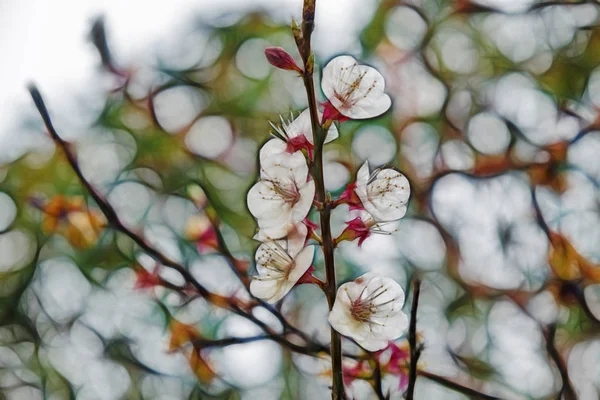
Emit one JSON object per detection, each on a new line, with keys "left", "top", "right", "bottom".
{"left": 0, "top": 0, "right": 374, "bottom": 153}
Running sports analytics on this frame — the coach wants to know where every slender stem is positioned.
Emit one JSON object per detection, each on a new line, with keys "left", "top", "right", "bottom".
{"left": 372, "top": 361, "right": 386, "bottom": 400}
{"left": 406, "top": 279, "right": 422, "bottom": 400}
{"left": 418, "top": 371, "right": 501, "bottom": 400}
{"left": 545, "top": 324, "right": 576, "bottom": 400}
{"left": 26, "top": 84, "right": 332, "bottom": 361}
{"left": 296, "top": 0, "right": 345, "bottom": 397}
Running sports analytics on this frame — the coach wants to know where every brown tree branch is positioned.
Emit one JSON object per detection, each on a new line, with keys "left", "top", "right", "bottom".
{"left": 295, "top": 0, "right": 346, "bottom": 397}
{"left": 26, "top": 84, "right": 332, "bottom": 361}
{"left": 406, "top": 279, "right": 422, "bottom": 399}
{"left": 545, "top": 324, "right": 577, "bottom": 400}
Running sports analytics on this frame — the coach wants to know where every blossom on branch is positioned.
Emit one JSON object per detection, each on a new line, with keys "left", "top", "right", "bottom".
{"left": 328, "top": 272, "right": 408, "bottom": 351}
{"left": 248, "top": 142, "right": 315, "bottom": 239}
{"left": 268, "top": 109, "right": 338, "bottom": 158}
{"left": 250, "top": 223, "right": 315, "bottom": 303}
{"left": 353, "top": 161, "right": 410, "bottom": 222}
{"left": 264, "top": 46, "right": 303, "bottom": 73}
{"left": 335, "top": 211, "right": 398, "bottom": 247}
{"left": 321, "top": 55, "right": 391, "bottom": 121}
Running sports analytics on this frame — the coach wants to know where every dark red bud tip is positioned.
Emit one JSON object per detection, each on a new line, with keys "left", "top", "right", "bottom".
{"left": 264, "top": 47, "right": 303, "bottom": 73}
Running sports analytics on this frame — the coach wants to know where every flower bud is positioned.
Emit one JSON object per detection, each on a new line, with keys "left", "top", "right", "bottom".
{"left": 264, "top": 47, "right": 303, "bottom": 73}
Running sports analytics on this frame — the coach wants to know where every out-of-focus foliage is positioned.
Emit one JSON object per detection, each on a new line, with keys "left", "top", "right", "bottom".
{"left": 2, "top": 0, "right": 600, "bottom": 399}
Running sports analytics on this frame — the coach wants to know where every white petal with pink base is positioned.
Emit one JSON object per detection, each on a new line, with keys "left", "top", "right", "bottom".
{"left": 321, "top": 55, "right": 392, "bottom": 120}
{"left": 328, "top": 272, "right": 408, "bottom": 351}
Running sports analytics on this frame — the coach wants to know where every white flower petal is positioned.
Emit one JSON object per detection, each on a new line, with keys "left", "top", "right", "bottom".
{"left": 354, "top": 163, "right": 411, "bottom": 222}
{"left": 260, "top": 150, "right": 308, "bottom": 183}
{"left": 321, "top": 55, "right": 391, "bottom": 120}
{"left": 259, "top": 138, "right": 287, "bottom": 160}
{"left": 356, "top": 161, "right": 370, "bottom": 191}
{"left": 250, "top": 277, "right": 284, "bottom": 303}
{"left": 284, "top": 109, "right": 339, "bottom": 145}
{"left": 287, "top": 223, "right": 309, "bottom": 256}
{"left": 291, "top": 180, "right": 315, "bottom": 223}
{"left": 355, "top": 337, "right": 391, "bottom": 352}
{"left": 247, "top": 181, "right": 290, "bottom": 221}
{"left": 328, "top": 273, "right": 408, "bottom": 351}
{"left": 254, "top": 221, "right": 294, "bottom": 240}
{"left": 287, "top": 245, "right": 315, "bottom": 284}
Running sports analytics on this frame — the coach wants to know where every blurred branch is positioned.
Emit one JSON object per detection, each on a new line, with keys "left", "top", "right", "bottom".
{"left": 26, "top": 84, "right": 334, "bottom": 362}
{"left": 295, "top": 0, "right": 345, "bottom": 398}
{"left": 372, "top": 361, "right": 387, "bottom": 400}
{"left": 90, "top": 17, "right": 127, "bottom": 77}
{"left": 406, "top": 279, "right": 422, "bottom": 400}
{"left": 545, "top": 324, "right": 577, "bottom": 400}
{"left": 417, "top": 371, "right": 501, "bottom": 400}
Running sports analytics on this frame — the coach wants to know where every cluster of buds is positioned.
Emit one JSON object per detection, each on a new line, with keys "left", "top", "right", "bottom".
{"left": 248, "top": 48, "right": 412, "bottom": 351}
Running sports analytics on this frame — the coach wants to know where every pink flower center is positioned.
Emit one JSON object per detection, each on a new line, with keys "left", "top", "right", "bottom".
{"left": 285, "top": 135, "right": 314, "bottom": 158}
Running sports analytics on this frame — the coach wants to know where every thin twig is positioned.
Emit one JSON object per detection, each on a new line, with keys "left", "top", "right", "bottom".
{"left": 26, "top": 84, "right": 330, "bottom": 361}
{"left": 545, "top": 324, "right": 577, "bottom": 400}
{"left": 295, "top": 1, "right": 346, "bottom": 398}
{"left": 372, "top": 361, "right": 387, "bottom": 400}
{"left": 406, "top": 279, "right": 422, "bottom": 400}
{"left": 418, "top": 371, "right": 502, "bottom": 400}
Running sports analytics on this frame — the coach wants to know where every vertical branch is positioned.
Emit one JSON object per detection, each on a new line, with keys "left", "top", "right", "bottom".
{"left": 545, "top": 324, "right": 576, "bottom": 400}
{"left": 296, "top": 0, "right": 345, "bottom": 398}
{"left": 406, "top": 279, "right": 422, "bottom": 400}
{"left": 372, "top": 361, "right": 387, "bottom": 400}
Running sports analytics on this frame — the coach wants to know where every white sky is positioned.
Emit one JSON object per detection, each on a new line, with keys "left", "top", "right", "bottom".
{"left": 0, "top": 0, "right": 374, "bottom": 148}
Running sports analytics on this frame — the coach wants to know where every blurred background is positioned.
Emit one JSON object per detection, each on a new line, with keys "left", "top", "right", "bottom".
{"left": 2, "top": 0, "right": 600, "bottom": 399}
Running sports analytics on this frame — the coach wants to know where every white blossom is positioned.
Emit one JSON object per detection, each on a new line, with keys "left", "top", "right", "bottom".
{"left": 321, "top": 55, "right": 392, "bottom": 120}
{"left": 354, "top": 161, "right": 410, "bottom": 221}
{"left": 328, "top": 272, "right": 408, "bottom": 352}
{"left": 248, "top": 141, "right": 315, "bottom": 239}
{"left": 268, "top": 109, "right": 338, "bottom": 157}
{"left": 250, "top": 223, "right": 315, "bottom": 303}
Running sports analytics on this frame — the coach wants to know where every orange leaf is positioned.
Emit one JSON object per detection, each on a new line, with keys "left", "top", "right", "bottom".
{"left": 168, "top": 319, "right": 200, "bottom": 351}
{"left": 189, "top": 349, "right": 216, "bottom": 384}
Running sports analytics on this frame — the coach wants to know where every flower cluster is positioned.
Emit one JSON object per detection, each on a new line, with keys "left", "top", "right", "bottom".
{"left": 337, "top": 161, "right": 411, "bottom": 247}
{"left": 247, "top": 52, "right": 412, "bottom": 351}
{"left": 329, "top": 273, "right": 408, "bottom": 351}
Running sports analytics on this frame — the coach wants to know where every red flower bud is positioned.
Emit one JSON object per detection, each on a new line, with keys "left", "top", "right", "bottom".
{"left": 264, "top": 47, "right": 303, "bottom": 73}
{"left": 285, "top": 135, "right": 314, "bottom": 159}
{"left": 336, "top": 217, "right": 371, "bottom": 247}
{"left": 339, "top": 182, "right": 364, "bottom": 211}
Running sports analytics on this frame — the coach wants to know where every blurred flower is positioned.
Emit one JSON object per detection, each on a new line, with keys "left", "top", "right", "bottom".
{"left": 321, "top": 55, "right": 391, "bottom": 121}
{"left": 187, "top": 184, "right": 209, "bottom": 208}
{"left": 328, "top": 273, "right": 408, "bottom": 351}
{"left": 185, "top": 214, "right": 219, "bottom": 253}
{"left": 134, "top": 265, "right": 162, "bottom": 290}
{"left": 188, "top": 348, "right": 216, "bottom": 384}
{"left": 342, "top": 359, "right": 372, "bottom": 385}
{"left": 169, "top": 319, "right": 201, "bottom": 352}
{"left": 378, "top": 341, "right": 410, "bottom": 390}
{"left": 250, "top": 223, "right": 315, "bottom": 303}
{"left": 264, "top": 46, "right": 303, "bottom": 73}
{"left": 269, "top": 109, "right": 338, "bottom": 158}
{"left": 38, "top": 195, "right": 106, "bottom": 248}
{"left": 354, "top": 161, "right": 410, "bottom": 221}
{"left": 336, "top": 211, "right": 398, "bottom": 247}
{"left": 248, "top": 142, "right": 315, "bottom": 239}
